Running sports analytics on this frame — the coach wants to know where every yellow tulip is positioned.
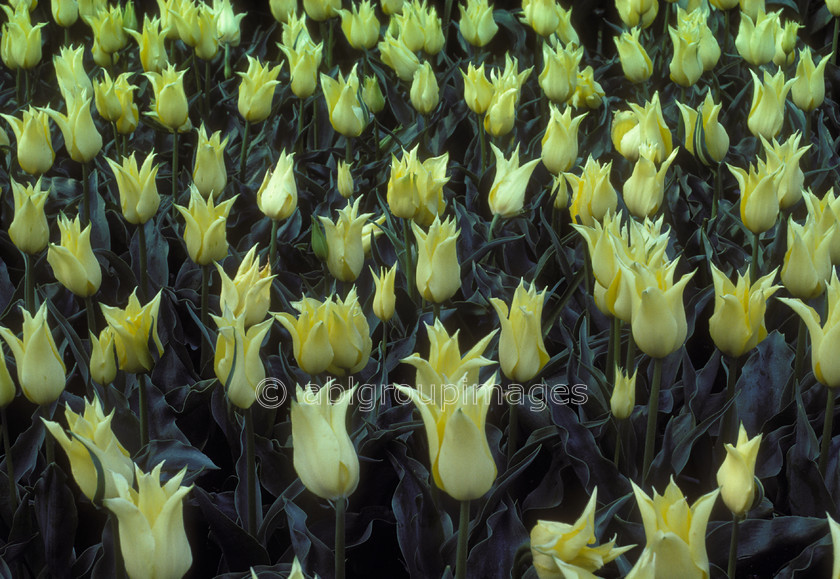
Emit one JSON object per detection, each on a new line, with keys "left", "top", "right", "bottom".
{"left": 281, "top": 11, "right": 311, "bottom": 49}
{"left": 396, "top": 374, "right": 497, "bottom": 501}
{"left": 484, "top": 54, "right": 532, "bottom": 137}
{"left": 676, "top": 90, "right": 729, "bottom": 165}
{"left": 631, "top": 478, "right": 719, "bottom": 579}
{"left": 760, "top": 132, "right": 809, "bottom": 210}
{"left": 488, "top": 143, "right": 540, "bottom": 218}
{"left": 386, "top": 145, "right": 449, "bottom": 225}
{"left": 539, "top": 39, "right": 581, "bottom": 104}
{"left": 550, "top": 174, "right": 569, "bottom": 210}
{"left": 520, "top": 0, "right": 560, "bottom": 36}
{"left": 611, "top": 366, "right": 637, "bottom": 419}
{"left": 93, "top": 70, "right": 123, "bottom": 123}
{"left": 326, "top": 288, "right": 372, "bottom": 375}
{"left": 611, "top": 92, "right": 673, "bottom": 163}
{"left": 362, "top": 74, "right": 385, "bottom": 113}
{"left": 541, "top": 104, "right": 586, "bottom": 175}
{"left": 413, "top": 215, "right": 461, "bottom": 304}
{"left": 106, "top": 151, "right": 161, "bottom": 224}
{"left": 303, "top": 0, "right": 340, "bottom": 21}
{"left": 772, "top": 19, "right": 799, "bottom": 67}
{"left": 709, "top": 263, "right": 780, "bottom": 358}
{"left": 114, "top": 74, "right": 139, "bottom": 134}
{"left": 192, "top": 124, "right": 229, "bottom": 200}
{"left": 0, "top": 342, "right": 15, "bottom": 408}
{"left": 614, "top": 28, "right": 653, "bottom": 83}
{"left": 717, "top": 423, "right": 762, "bottom": 516}
{"left": 217, "top": 245, "right": 274, "bottom": 327}
{"left": 566, "top": 156, "right": 618, "bottom": 227}
{"left": 461, "top": 62, "right": 494, "bottom": 115}
{"left": 8, "top": 179, "right": 48, "bottom": 258}
{"left": 145, "top": 64, "right": 190, "bottom": 132}
{"left": 321, "top": 64, "right": 368, "bottom": 137}
{"left": 338, "top": 0, "right": 379, "bottom": 50}
{"left": 803, "top": 188, "right": 840, "bottom": 265}
{"left": 616, "top": 0, "right": 658, "bottom": 28}
{"left": 51, "top": 0, "right": 79, "bottom": 27}
{"left": 320, "top": 197, "right": 374, "bottom": 282}
{"left": 291, "top": 381, "right": 360, "bottom": 500}
{"left": 669, "top": 24, "right": 704, "bottom": 87}
{"left": 781, "top": 217, "right": 834, "bottom": 300}
{"left": 410, "top": 61, "right": 439, "bottom": 115}
{"left": 127, "top": 15, "right": 169, "bottom": 73}
{"left": 100, "top": 289, "right": 164, "bottom": 374}
{"left": 371, "top": 265, "right": 397, "bottom": 321}
{"left": 735, "top": 9, "right": 777, "bottom": 66}
{"left": 0, "top": 303, "right": 66, "bottom": 405}
{"left": 377, "top": 31, "right": 420, "bottom": 81}
{"left": 170, "top": 0, "right": 200, "bottom": 46}
{"left": 47, "top": 213, "right": 101, "bottom": 297}
{"left": 531, "top": 489, "right": 634, "bottom": 578}
{"left": 828, "top": 0, "right": 840, "bottom": 16}
{"left": 155, "top": 0, "right": 181, "bottom": 39}
{"left": 623, "top": 144, "right": 679, "bottom": 219}
{"left": 747, "top": 68, "right": 793, "bottom": 139}
{"left": 727, "top": 161, "right": 782, "bottom": 234}
{"left": 176, "top": 186, "right": 237, "bottom": 265}
{"left": 2, "top": 107, "right": 53, "bottom": 176}
{"left": 363, "top": 215, "right": 387, "bottom": 255}
{"left": 256, "top": 150, "right": 297, "bottom": 221}
{"left": 390, "top": 0, "right": 424, "bottom": 52}
{"left": 554, "top": 5, "right": 579, "bottom": 45}
{"left": 830, "top": 514, "right": 840, "bottom": 579}
{"left": 214, "top": 0, "right": 245, "bottom": 47}
{"left": 568, "top": 65, "right": 605, "bottom": 109}
{"left": 792, "top": 47, "right": 832, "bottom": 112}
{"left": 89, "top": 327, "right": 117, "bottom": 385}
{"left": 84, "top": 3, "right": 127, "bottom": 55}
{"left": 381, "top": 0, "right": 404, "bottom": 15}
{"left": 42, "top": 397, "right": 133, "bottom": 500}
{"left": 213, "top": 311, "right": 273, "bottom": 410}
{"left": 103, "top": 463, "right": 193, "bottom": 579}
{"left": 337, "top": 160, "right": 354, "bottom": 198}
{"left": 270, "top": 0, "right": 296, "bottom": 22}
{"left": 275, "top": 297, "right": 334, "bottom": 375}
{"left": 44, "top": 92, "right": 102, "bottom": 164}
{"left": 459, "top": 0, "right": 497, "bottom": 47}
{"left": 625, "top": 548, "right": 657, "bottom": 579}
{"left": 0, "top": 3, "right": 45, "bottom": 70}
{"left": 53, "top": 45, "right": 92, "bottom": 103}
{"left": 490, "top": 280, "right": 550, "bottom": 383}
{"left": 280, "top": 38, "right": 323, "bottom": 99}
{"left": 237, "top": 56, "right": 282, "bottom": 123}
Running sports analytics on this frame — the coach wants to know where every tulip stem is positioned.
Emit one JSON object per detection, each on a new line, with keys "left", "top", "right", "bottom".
{"left": 138, "top": 373, "right": 149, "bottom": 449}
{"left": 793, "top": 317, "right": 807, "bottom": 394}
{"left": 487, "top": 213, "right": 499, "bottom": 243}
{"left": 138, "top": 223, "right": 149, "bottom": 302}
{"left": 625, "top": 332, "right": 636, "bottom": 372}
{"left": 723, "top": 10, "right": 731, "bottom": 58}
{"left": 40, "top": 405, "right": 54, "bottom": 467}
{"left": 722, "top": 355, "right": 739, "bottom": 446}
{"left": 833, "top": 18, "right": 839, "bottom": 67}
{"left": 245, "top": 407, "right": 257, "bottom": 536}
{"left": 171, "top": 130, "right": 180, "bottom": 222}
{"left": 614, "top": 417, "right": 624, "bottom": 468}
{"left": 506, "top": 391, "right": 519, "bottom": 466}
{"left": 23, "top": 252, "right": 35, "bottom": 315}
{"left": 85, "top": 294, "right": 97, "bottom": 342}
{"left": 712, "top": 163, "right": 722, "bottom": 220}
{"left": 82, "top": 162, "right": 91, "bottom": 227}
{"left": 750, "top": 232, "right": 760, "bottom": 283}
{"left": 478, "top": 116, "right": 487, "bottom": 175}
{"left": 402, "top": 218, "right": 416, "bottom": 302}
{"left": 334, "top": 497, "right": 346, "bottom": 579}
{"left": 200, "top": 264, "right": 210, "bottom": 373}
{"left": 607, "top": 317, "right": 619, "bottom": 385}
{"left": 643, "top": 357, "right": 662, "bottom": 483}
{"left": 728, "top": 514, "right": 741, "bottom": 578}
{"left": 204, "top": 59, "right": 211, "bottom": 117}
{"left": 2, "top": 407, "right": 18, "bottom": 513}
{"left": 111, "top": 122, "right": 120, "bottom": 160}
{"left": 456, "top": 499, "right": 470, "bottom": 579}
{"left": 346, "top": 137, "right": 352, "bottom": 165}
{"left": 240, "top": 120, "right": 251, "bottom": 182}
{"left": 269, "top": 219, "right": 279, "bottom": 273}
{"left": 820, "top": 387, "right": 835, "bottom": 477}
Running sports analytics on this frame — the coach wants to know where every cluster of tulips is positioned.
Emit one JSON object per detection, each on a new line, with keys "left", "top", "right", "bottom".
{"left": 1, "top": 0, "right": 840, "bottom": 577}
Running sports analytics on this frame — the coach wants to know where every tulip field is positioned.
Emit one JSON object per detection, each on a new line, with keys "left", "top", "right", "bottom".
{"left": 4, "top": 0, "right": 840, "bottom": 577}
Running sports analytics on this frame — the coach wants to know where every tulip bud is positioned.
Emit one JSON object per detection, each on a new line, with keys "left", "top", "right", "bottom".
{"left": 85, "top": 4, "right": 127, "bottom": 55}
{"left": 100, "top": 289, "right": 164, "bottom": 374}
{"left": 616, "top": 0, "right": 659, "bottom": 28}
{"left": 145, "top": 64, "right": 190, "bottom": 132}
{"left": 8, "top": 177, "right": 49, "bottom": 254}
{"left": 378, "top": 31, "right": 421, "bottom": 81}
{"left": 214, "top": 0, "right": 245, "bottom": 46}
{"left": 717, "top": 424, "right": 762, "bottom": 516}
{"left": 128, "top": 15, "right": 169, "bottom": 73}
{"left": 362, "top": 75, "right": 385, "bottom": 113}
{"left": 54, "top": 45, "right": 93, "bottom": 103}
{"left": 381, "top": 0, "right": 405, "bottom": 15}
{"left": 772, "top": 19, "right": 800, "bottom": 67}
{"left": 410, "top": 61, "right": 440, "bottom": 115}
{"left": 94, "top": 70, "right": 124, "bottom": 123}
{"left": 1, "top": 107, "right": 54, "bottom": 175}
{"left": 44, "top": 91, "right": 103, "bottom": 164}
{"left": 213, "top": 311, "right": 273, "bottom": 409}
{"left": 614, "top": 28, "right": 653, "bottom": 83}
{"left": 303, "top": 0, "right": 340, "bottom": 21}
{"left": 42, "top": 397, "right": 134, "bottom": 500}
{"left": 371, "top": 265, "right": 397, "bottom": 321}
{"left": 106, "top": 151, "right": 161, "bottom": 224}
{"left": 792, "top": 47, "right": 831, "bottom": 112}
{"left": 217, "top": 245, "right": 274, "bottom": 327}
{"left": 781, "top": 217, "right": 834, "bottom": 300}
{"left": 47, "top": 214, "right": 101, "bottom": 297}
{"left": 539, "top": 39, "right": 581, "bottom": 103}
{"left": 270, "top": 0, "right": 297, "bottom": 23}
{"left": 336, "top": 160, "right": 354, "bottom": 198}
{"left": 321, "top": 64, "right": 368, "bottom": 137}
{"left": 520, "top": 0, "right": 560, "bottom": 36}
{"left": 413, "top": 215, "right": 461, "bottom": 304}
{"left": 275, "top": 297, "right": 334, "bottom": 375}
{"left": 541, "top": 104, "right": 586, "bottom": 175}
{"left": 90, "top": 327, "right": 117, "bottom": 385}
{"left": 566, "top": 156, "right": 618, "bottom": 227}
{"left": 0, "top": 3, "right": 45, "bottom": 70}
{"left": 611, "top": 366, "right": 637, "bottom": 419}
{"left": 735, "top": 9, "right": 778, "bottom": 66}
{"left": 192, "top": 124, "right": 229, "bottom": 200}
{"left": 551, "top": 174, "right": 569, "bottom": 210}
{"left": 237, "top": 56, "right": 282, "bottom": 123}
{"left": 490, "top": 280, "right": 550, "bottom": 382}
{"left": 728, "top": 161, "right": 782, "bottom": 234}
{"left": 488, "top": 143, "right": 540, "bottom": 217}
{"left": 176, "top": 187, "right": 237, "bottom": 265}
{"left": 292, "top": 382, "right": 360, "bottom": 500}
{"left": 320, "top": 198, "right": 374, "bottom": 282}
{"left": 326, "top": 288, "right": 372, "bottom": 375}
{"left": 51, "top": 0, "right": 79, "bottom": 27}
{"left": 747, "top": 68, "right": 794, "bottom": 140}
{"left": 624, "top": 145, "right": 679, "bottom": 219}
{"left": 257, "top": 150, "right": 298, "bottom": 221}
{"left": 459, "top": 0, "right": 497, "bottom": 47}
{"left": 461, "top": 62, "right": 494, "bottom": 115}
{"left": 114, "top": 74, "right": 139, "bottom": 134}
{"left": 386, "top": 145, "right": 449, "bottom": 225}
{"left": 669, "top": 25, "right": 703, "bottom": 87}
{"left": 280, "top": 39, "right": 323, "bottom": 99}
{"left": 803, "top": 188, "right": 840, "bottom": 266}
{"left": 676, "top": 91, "right": 729, "bottom": 165}
{"left": 338, "top": 0, "right": 379, "bottom": 50}
{"left": 760, "top": 132, "right": 809, "bottom": 210}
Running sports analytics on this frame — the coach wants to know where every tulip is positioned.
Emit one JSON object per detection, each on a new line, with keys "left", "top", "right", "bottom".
{"left": 792, "top": 47, "right": 831, "bottom": 112}
{"left": 257, "top": 150, "right": 297, "bottom": 221}
{"left": 541, "top": 105, "right": 585, "bottom": 175}
{"left": 281, "top": 12, "right": 312, "bottom": 49}
{"left": 280, "top": 37, "right": 323, "bottom": 99}
{"left": 337, "top": 160, "right": 354, "bottom": 198}
{"left": 292, "top": 382, "right": 360, "bottom": 500}
{"left": 106, "top": 152, "right": 161, "bottom": 225}
{"left": 1, "top": 107, "right": 54, "bottom": 175}
{"left": 669, "top": 24, "right": 704, "bottom": 87}
{"left": 828, "top": 0, "right": 840, "bottom": 16}
{"left": 176, "top": 186, "right": 237, "bottom": 265}
{"left": 270, "top": 0, "right": 297, "bottom": 22}
{"left": 781, "top": 217, "right": 833, "bottom": 300}
{"left": 624, "top": 144, "right": 679, "bottom": 219}
{"left": 371, "top": 265, "right": 397, "bottom": 321}
{"left": 303, "top": 0, "right": 340, "bottom": 21}
{"left": 676, "top": 90, "right": 729, "bottom": 165}
{"left": 611, "top": 92, "right": 673, "bottom": 163}
{"left": 566, "top": 156, "right": 618, "bottom": 227}
{"left": 490, "top": 280, "right": 550, "bottom": 383}
{"left": 717, "top": 423, "right": 762, "bottom": 516}
{"left": 338, "top": 0, "right": 379, "bottom": 50}
{"left": 488, "top": 143, "right": 540, "bottom": 217}
{"left": 192, "top": 124, "right": 229, "bottom": 200}
{"left": 625, "top": 548, "right": 657, "bottom": 579}
{"left": 538, "top": 39, "right": 582, "bottom": 104}
{"left": 237, "top": 56, "right": 282, "bottom": 123}
{"left": 47, "top": 214, "right": 101, "bottom": 297}
{"left": 128, "top": 15, "right": 169, "bottom": 73}
{"left": 462, "top": 63, "right": 494, "bottom": 115}
{"left": 520, "top": 0, "right": 560, "bottom": 36}
{"left": 51, "top": 0, "right": 79, "bottom": 27}
{"left": 727, "top": 161, "right": 782, "bottom": 234}
{"left": 362, "top": 75, "right": 385, "bottom": 113}
{"left": 0, "top": 343, "right": 14, "bottom": 408}
{"left": 616, "top": 0, "right": 658, "bottom": 28}
{"left": 104, "top": 463, "right": 193, "bottom": 579}
{"left": 217, "top": 245, "right": 274, "bottom": 327}
{"left": 44, "top": 92, "right": 102, "bottom": 164}
{"left": 483, "top": 54, "right": 532, "bottom": 137}
{"left": 803, "top": 188, "right": 840, "bottom": 265}
{"left": 631, "top": 478, "right": 719, "bottom": 579}
{"left": 830, "top": 515, "right": 840, "bottom": 579}
{"left": 92, "top": 70, "right": 119, "bottom": 122}
{"left": 42, "top": 398, "right": 134, "bottom": 500}
{"left": 381, "top": 0, "right": 405, "bottom": 15}
{"left": 321, "top": 64, "right": 368, "bottom": 138}
{"left": 90, "top": 327, "right": 117, "bottom": 385}
{"left": 611, "top": 366, "right": 637, "bottom": 419}
{"left": 747, "top": 68, "right": 793, "bottom": 139}
{"left": 362, "top": 215, "right": 387, "bottom": 255}
{"left": 155, "top": 0, "right": 181, "bottom": 39}
{"left": 0, "top": 304, "right": 66, "bottom": 405}
{"left": 214, "top": 0, "right": 245, "bottom": 46}
{"left": 101, "top": 289, "right": 164, "bottom": 374}
{"left": 85, "top": 4, "right": 127, "bottom": 55}
{"left": 554, "top": 4, "right": 579, "bottom": 45}
{"left": 53, "top": 45, "right": 92, "bottom": 103}
{"left": 145, "top": 64, "right": 190, "bottom": 132}
{"left": 320, "top": 198, "right": 374, "bottom": 282}
{"left": 213, "top": 311, "right": 273, "bottom": 409}
{"left": 410, "top": 61, "right": 439, "bottom": 115}
{"left": 326, "top": 288, "right": 372, "bottom": 375}
{"left": 459, "top": 0, "right": 497, "bottom": 47}
{"left": 772, "top": 19, "right": 800, "bottom": 67}
{"left": 550, "top": 174, "right": 569, "bottom": 210}
{"left": 735, "top": 9, "right": 778, "bottom": 66}
{"left": 615, "top": 28, "right": 653, "bottom": 83}
{"left": 9, "top": 178, "right": 49, "bottom": 256}
{"left": 760, "top": 132, "right": 809, "bottom": 209}
{"left": 378, "top": 32, "right": 421, "bottom": 81}
{"left": 413, "top": 215, "right": 461, "bottom": 303}
{"left": 531, "top": 489, "right": 634, "bottom": 578}
{"left": 709, "top": 264, "right": 780, "bottom": 358}
{"left": 114, "top": 74, "right": 140, "bottom": 134}
{"left": 386, "top": 145, "right": 449, "bottom": 225}
{"left": 568, "top": 65, "right": 605, "bottom": 109}
{"left": 275, "top": 297, "right": 334, "bottom": 375}
{"left": 0, "top": 3, "right": 45, "bottom": 70}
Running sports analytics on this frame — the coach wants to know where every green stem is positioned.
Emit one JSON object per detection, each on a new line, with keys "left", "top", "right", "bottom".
{"left": 607, "top": 317, "right": 618, "bottom": 385}
{"left": 335, "top": 497, "right": 346, "bottom": 579}
{"left": 478, "top": 115, "right": 487, "bottom": 175}
{"left": 24, "top": 251, "right": 35, "bottom": 315}
{"left": 506, "top": 392, "right": 518, "bottom": 466}
{"left": 820, "top": 387, "right": 835, "bottom": 477}
{"left": 15, "top": 68, "right": 21, "bottom": 108}
{"left": 794, "top": 317, "right": 807, "bottom": 389}
{"left": 614, "top": 418, "right": 623, "bottom": 468}
{"left": 487, "top": 213, "right": 499, "bottom": 243}
{"left": 269, "top": 219, "right": 279, "bottom": 273}
{"left": 727, "top": 515, "right": 741, "bottom": 578}
{"left": 245, "top": 407, "right": 256, "bottom": 535}
{"left": 723, "top": 10, "right": 731, "bottom": 58}
{"left": 138, "top": 223, "right": 148, "bottom": 302}
{"left": 138, "top": 373, "right": 149, "bottom": 449}
{"left": 833, "top": 18, "right": 839, "bottom": 67}
{"left": 204, "top": 58, "right": 211, "bottom": 116}
{"left": 712, "top": 163, "right": 721, "bottom": 220}
{"left": 171, "top": 130, "right": 180, "bottom": 221}
{"left": 82, "top": 162, "right": 91, "bottom": 227}
{"left": 111, "top": 122, "right": 120, "bottom": 160}
{"left": 298, "top": 100, "right": 305, "bottom": 150}
{"left": 456, "top": 500, "right": 470, "bottom": 579}
{"left": 643, "top": 357, "right": 663, "bottom": 483}
{"left": 2, "top": 407, "right": 17, "bottom": 512}
{"left": 200, "top": 264, "right": 210, "bottom": 374}
{"left": 346, "top": 137, "right": 352, "bottom": 165}
{"left": 85, "top": 295, "right": 97, "bottom": 337}
{"left": 64, "top": 27, "right": 70, "bottom": 47}
{"left": 240, "top": 120, "right": 251, "bottom": 182}
{"left": 722, "top": 355, "right": 739, "bottom": 445}
{"left": 402, "top": 218, "right": 416, "bottom": 302}
{"left": 625, "top": 332, "right": 636, "bottom": 372}
{"left": 40, "top": 405, "right": 54, "bottom": 467}
{"left": 224, "top": 43, "right": 231, "bottom": 80}
{"left": 750, "top": 231, "right": 760, "bottom": 283}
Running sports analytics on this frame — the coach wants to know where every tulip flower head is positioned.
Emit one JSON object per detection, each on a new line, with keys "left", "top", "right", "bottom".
{"left": 51, "top": 0, "right": 80, "bottom": 27}
{"left": 270, "top": 0, "right": 297, "bottom": 22}
{"left": 520, "top": 0, "right": 560, "bottom": 37}
{"left": 676, "top": 90, "right": 729, "bottom": 165}
{"left": 410, "top": 61, "right": 440, "bottom": 115}
{"left": 541, "top": 104, "right": 586, "bottom": 175}
{"left": 616, "top": 0, "right": 659, "bottom": 28}
{"left": 566, "top": 156, "right": 618, "bottom": 227}
{"left": 145, "top": 64, "right": 190, "bottom": 132}
{"left": 321, "top": 64, "right": 369, "bottom": 137}
{"left": 0, "top": 344, "right": 14, "bottom": 407}
{"left": 611, "top": 92, "right": 673, "bottom": 163}
{"left": 614, "top": 27, "right": 653, "bottom": 83}
{"left": 90, "top": 326, "right": 117, "bottom": 385}
{"left": 490, "top": 279, "right": 550, "bottom": 383}
{"left": 319, "top": 197, "right": 375, "bottom": 282}
{"left": 106, "top": 151, "right": 161, "bottom": 225}
{"left": 484, "top": 54, "right": 533, "bottom": 137}
{"left": 727, "top": 161, "right": 782, "bottom": 235}
{"left": 624, "top": 144, "right": 679, "bottom": 219}
{"left": 747, "top": 68, "right": 793, "bottom": 139}
{"left": 303, "top": 0, "right": 340, "bottom": 21}
{"left": 539, "top": 38, "right": 582, "bottom": 104}
{"left": 213, "top": 310, "right": 273, "bottom": 409}
{"left": 611, "top": 366, "right": 637, "bottom": 419}
{"left": 760, "top": 132, "right": 810, "bottom": 210}
{"left": 176, "top": 186, "right": 237, "bottom": 265}
{"left": 377, "top": 31, "right": 421, "bottom": 81}
{"left": 54, "top": 44, "right": 93, "bottom": 103}
{"left": 772, "top": 18, "right": 800, "bottom": 68}
{"left": 462, "top": 62, "right": 494, "bottom": 115}
{"left": 735, "top": 9, "right": 778, "bottom": 66}
{"left": 192, "top": 124, "right": 229, "bottom": 200}
{"left": 793, "top": 47, "right": 832, "bottom": 112}
{"left": 781, "top": 217, "right": 834, "bottom": 300}
{"left": 337, "top": 160, "right": 354, "bottom": 198}
{"left": 459, "top": 0, "right": 497, "bottom": 47}
{"left": 257, "top": 150, "right": 298, "bottom": 222}
{"left": 44, "top": 91, "right": 103, "bottom": 164}
{"left": 216, "top": 244, "right": 274, "bottom": 327}
{"left": 803, "top": 188, "right": 840, "bottom": 265}
{"left": 128, "top": 15, "right": 169, "bottom": 73}
{"left": 413, "top": 215, "right": 461, "bottom": 303}
{"left": 214, "top": 0, "right": 245, "bottom": 46}
{"left": 8, "top": 177, "right": 50, "bottom": 254}
{"left": 362, "top": 74, "right": 385, "bottom": 113}
{"left": 488, "top": 143, "right": 540, "bottom": 218}
{"left": 275, "top": 297, "right": 335, "bottom": 376}
{"left": 47, "top": 213, "right": 101, "bottom": 297}
{"left": 326, "top": 288, "right": 372, "bottom": 375}
{"left": 338, "top": 0, "right": 379, "bottom": 50}
{"left": 280, "top": 36, "right": 324, "bottom": 99}
{"left": 717, "top": 423, "right": 762, "bottom": 516}
{"left": 0, "top": 3, "right": 45, "bottom": 70}
{"left": 386, "top": 145, "right": 449, "bottom": 225}
{"left": 101, "top": 289, "right": 164, "bottom": 374}
{"left": 569, "top": 65, "right": 605, "bottom": 109}
{"left": 237, "top": 56, "right": 282, "bottom": 123}
{"left": 371, "top": 264, "right": 397, "bottom": 321}
{"left": 1, "top": 107, "right": 55, "bottom": 176}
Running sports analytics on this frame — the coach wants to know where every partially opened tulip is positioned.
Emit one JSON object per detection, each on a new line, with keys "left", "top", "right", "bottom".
{"left": 280, "top": 38, "right": 323, "bottom": 99}
{"left": 781, "top": 217, "right": 833, "bottom": 300}
{"left": 615, "top": 28, "right": 653, "bottom": 83}
{"left": 488, "top": 143, "right": 540, "bottom": 218}
{"left": 520, "top": 0, "right": 560, "bottom": 36}
{"left": 145, "top": 64, "right": 190, "bottom": 132}
{"left": 1, "top": 107, "right": 54, "bottom": 175}
{"left": 669, "top": 23, "right": 704, "bottom": 87}
{"left": 760, "top": 132, "right": 809, "bottom": 210}
{"left": 490, "top": 280, "right": 550, "bottom": 383}
{"left": 192, "top": 124, "right": 229, "bottom": 199}
{"left": 338, "top": 0, "right": 379, "bottom": 50}
{"left": 410, "top": 61, "right": 439, "bottom": 115}
{"left": 462, "top": 62, "right": 494, "bottom": 115}
{"left": 106, "top": 151, "right": 161, "bottom": 224}
{"left": 541, "top": 104, "right": 586, "bottom": 175}
{"left": 237, "top": 56, "right": 282, "bottom": 123}
{"left": 611, "top": 366, "right": 637, "bottom": 419}
{"left": 319, "top": 197, "right": 374, "bottom": 282}
{"left": 337, "top": 161, "right": 354, "bottom": 198}
{"left": 321, "top": 64, "right": 368, "bottom": 137}
{"left": 371, "top": 265, "right": 397, "bottom": 322}
{"left": 747, "top": 68, "right": 793, "bottom": 139}
{"left": 270, "top": 0, "right": 296, "bottom": 22}
{"left": 8, "top": 177, "right": 49, "bottom": 254}
{"left": 42, "top": 397, "right": 134, "bottom": 500}
{"left": 362, "top": 75, "right": 385, "bottom": 113}
{"left": 100, "top": 289, "right": 164, "bottom": 374}
{"left": 386, "top": 145, "right": 449, "bottom": 225}
{"left": 257, "top": 150, "right": 297, "bottom": 221}
{"left": 217, "top": 245, "right": 274, "bottom": 327}
{"left": 0, "top": 3, "right": 45, "bottom": 70}
{"left": 275, "top": 297, "right": 334, "bottom": 375}
{"left": 539, "top": 39, "right": 581, "bottom": 104}
{"left": 104, "top": 463, "right": 193, "bottom": 579}
{"left": 47, "top": 214, "right": 101, "bottom": 297}
{"left": 214, "top": 0, "right": 245, "bottom": 47}
{"left": 89, "top": 327, "right": 117, "bottom": 385}
{"left": 792, "top": 47, "right": 831, "bottom": 112}
{"left": 569, "top": 65, "right": 605, "bottom": 109}
{"left": 377, "top": 31, "right": 420, "bottom": 81}
{"left": 413, "top": 215, "right": 461, "bottom": 303}
{"left": 728, "top": 161, "right": 782, "bottom": 235}
{"left": 213, "top": 311, "right": 273, "bottom": 409}
{"left": 54, "top": 45, "right": 92, "bottom": 103}
{"left": 676, "top": 91, "right": 729, "bottom": 165}
{"left": 735, "top": 9, "right": 778, "bottom": 66}
{"left": 44, "top": 92, "right": 102, "bottom": 164}
{"left": 717, "top": 423, "right": 762, "bottom": 516}
{"left": 803, "top": 188, "right": 840, "bottom": 265}
{"left": 0, "top": 303, "right": 66, "bottom": 405}
{"left": 616, "top": 0, "right": 658, "bottom": 28}
{"left": 611, "top": 92, "right": 673, "bottom": 163}
{"left": 566, "top": 156, "right": 618, "bottom": 227}
{"left": 128, "top": 15, "right": 169, "bottom": 73}
{"left": 51, "top": 0, "right": 79, "bottom": 28}
{"left": 459, "top": 0, "right": 497, "bottom": 47}
{"left": 325, "top": 288, "right": 372, "bottom": 375}
{"left": 624, "top": 144, "right": 678, "bottom": 219}
{"left": 176, "top": 186, "right": 237, "bottom": 265}
{"left": 303, "top": 0, "right": 340, "bottom": 21}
